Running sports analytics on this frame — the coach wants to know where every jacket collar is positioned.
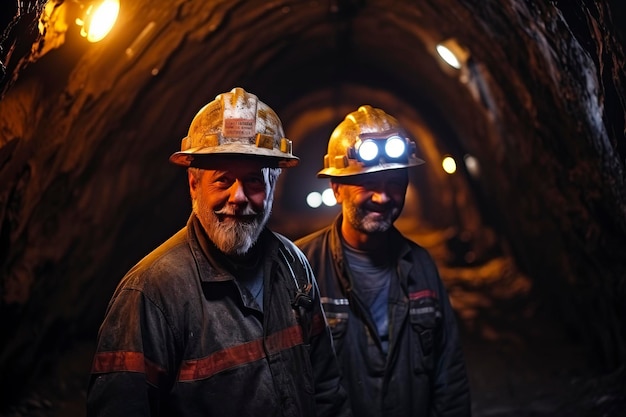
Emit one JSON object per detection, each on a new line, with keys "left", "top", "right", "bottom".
{"left": 328, "top": 214, "right": 414, "bottom": 289}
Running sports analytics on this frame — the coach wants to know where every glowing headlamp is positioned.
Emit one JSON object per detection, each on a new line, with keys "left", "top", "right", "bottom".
{"left": 353, "top": 134, "right": 410, "bottom": 165}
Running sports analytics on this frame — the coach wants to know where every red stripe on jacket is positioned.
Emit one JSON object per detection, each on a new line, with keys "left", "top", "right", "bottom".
{"left": 91, "top": 315, "right": 326, "bottom": 383}
{"left": 409, "top": 289, "right": 437, "bottom": 300}
{"left": 178, "top": 323, "right": 305, "bottom": 381}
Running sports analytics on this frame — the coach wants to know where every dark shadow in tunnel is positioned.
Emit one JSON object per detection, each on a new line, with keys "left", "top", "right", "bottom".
{"left": 1, "top": 0, "right": 626, "bottom": 415}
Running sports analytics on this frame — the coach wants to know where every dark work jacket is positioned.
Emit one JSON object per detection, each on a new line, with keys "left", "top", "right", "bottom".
{"left": 295, "top": 215, "right": 470, "bottom": 417}
{"left": 87, "top": 215, "right": 350, "bottom": 417}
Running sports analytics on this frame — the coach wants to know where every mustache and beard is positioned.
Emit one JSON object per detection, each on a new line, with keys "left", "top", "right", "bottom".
{"left": 343, "top": 199, "right": 401, "bottom": 234}
{"left": 193, "top": 192, "right": 273, "bottom": 256}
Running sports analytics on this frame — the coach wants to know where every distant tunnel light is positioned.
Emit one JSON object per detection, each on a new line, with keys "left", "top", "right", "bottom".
{"left": 436, "top": 38, "right": 470, "bottom": 70}
{"left": 306, "top": 189, "right": 337, "bottom": 208}
{"left": 76, "top": 0, "right": 120, "bottom": 42}
{"left": 321, "top": 188, "right": 337, "bottom": 207}
{"left": 442, "top": 155, "right": 457, "bottom": 174}
{"left": 464, "top": 154, "right": 480, "bottom": 177}
{"left": 306, "top": 192, "right": 322, "bottom": 208}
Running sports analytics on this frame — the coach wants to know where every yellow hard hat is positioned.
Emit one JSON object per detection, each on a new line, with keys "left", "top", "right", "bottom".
{"left": 169, "top": 87, "right": 299, "bottom": 168}
{"left": 318, "top": 105, "right": 424, "bottom": 178}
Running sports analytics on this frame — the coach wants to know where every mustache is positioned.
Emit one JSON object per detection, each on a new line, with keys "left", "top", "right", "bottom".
{"left": 214, "top": 205, "right": 260, "bottom": 217}
{"left": 362, "top": 201, "right": 396, "bottom": 212}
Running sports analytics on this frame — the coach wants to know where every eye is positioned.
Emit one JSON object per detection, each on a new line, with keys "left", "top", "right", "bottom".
{"left": 359, "top": 180, "right": 377, "bottom": 190}
{"left": 388, "top": 181, "right": 406, "bottom": 192}
{"left": 213, "top": 174, "right": 235, "bottom": 188}
{"left": 246, "top": 175, "right": 265, "bottom": 184}
{"left": 244, "top": 175, "right": 267, "bottom": 191}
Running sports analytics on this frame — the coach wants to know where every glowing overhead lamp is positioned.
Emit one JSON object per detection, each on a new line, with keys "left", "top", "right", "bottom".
{"left": 75, "top": 0, "right": 120, "bottom": 42}
{"left": 442, "top": 155, "right": 457, "bottom": 174}
{"left": 436, "top": 38, "right": 470, "bottom": 70}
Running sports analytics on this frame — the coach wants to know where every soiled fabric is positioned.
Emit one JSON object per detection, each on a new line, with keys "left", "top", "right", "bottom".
{"left": 296, "top": 215, "right": 471, "bottom": 417}
{"left": 87, "top": 214, "right": 350, "bottom": 417}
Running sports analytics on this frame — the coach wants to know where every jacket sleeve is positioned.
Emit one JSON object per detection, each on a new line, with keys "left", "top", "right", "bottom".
{"left": 86, "top": 285, "right": 178, "bottom": 417}
{"left": 430, "top": 266, "right": 472, "bottom": 417}
{"left": 293, "top": 246, "right": 353, "bottom": 417}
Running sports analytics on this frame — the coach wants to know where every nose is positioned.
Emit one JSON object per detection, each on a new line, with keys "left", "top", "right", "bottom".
{"left": 228, "top": 180, "right": 247, "bottom": 204}
{"left": 371, "top": 188, "right": 390, "bottom": 204}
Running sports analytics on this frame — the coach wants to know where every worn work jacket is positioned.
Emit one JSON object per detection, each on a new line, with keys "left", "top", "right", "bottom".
{"left": 87, "top": 215, "right": 350, "bottom": 417}
{"left": 295, "top": 215, "right": 471, "bottom": 417}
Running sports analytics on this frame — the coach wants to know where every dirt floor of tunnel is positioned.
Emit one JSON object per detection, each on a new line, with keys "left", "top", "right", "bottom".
{"left": 460, "top": 317, "right": 626, "bottom": 416}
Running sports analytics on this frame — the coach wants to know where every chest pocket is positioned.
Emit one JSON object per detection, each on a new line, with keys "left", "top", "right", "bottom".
{"left": 320, "top": 297, "right": 350, "bottom": 352}
{"left": 409, "top": 289, "right": 442, "bottom": 373}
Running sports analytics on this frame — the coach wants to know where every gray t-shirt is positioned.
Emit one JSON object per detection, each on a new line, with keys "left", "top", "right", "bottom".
{"left": 343, "top": 243, "right": 392, "bottom": 353}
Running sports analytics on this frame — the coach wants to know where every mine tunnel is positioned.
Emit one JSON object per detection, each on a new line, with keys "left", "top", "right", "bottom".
{"left": 0, "top": 0, "right": 625, "bottom": 415}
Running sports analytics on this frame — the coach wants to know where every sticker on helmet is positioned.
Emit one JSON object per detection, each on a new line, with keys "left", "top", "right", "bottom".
{"left": 223, "top": 118, "right": 255, "bottom": 137}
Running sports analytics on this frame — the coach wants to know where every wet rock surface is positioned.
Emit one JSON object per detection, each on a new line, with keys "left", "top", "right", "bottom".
{"left": 1, "top": 1, "right": 625, "bottom": 415}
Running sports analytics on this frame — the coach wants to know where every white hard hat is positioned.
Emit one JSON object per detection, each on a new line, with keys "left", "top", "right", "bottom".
{"left": 169, "top": 87, "right": 299, "bottom": 168}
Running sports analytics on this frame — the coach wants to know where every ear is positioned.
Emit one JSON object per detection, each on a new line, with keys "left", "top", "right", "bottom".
{"left": 331, "top": 181, "right": 343, "bottom": 204}
{"left": 188, "top": 170, "right": 199, "bottom": 198}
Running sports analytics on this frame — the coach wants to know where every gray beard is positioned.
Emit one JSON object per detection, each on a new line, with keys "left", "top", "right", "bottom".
{"left": 193, "top": 200, "right": 272, "bottom": 255}
{"left": 344, "top": 201, "right": 399, "bottom": 233}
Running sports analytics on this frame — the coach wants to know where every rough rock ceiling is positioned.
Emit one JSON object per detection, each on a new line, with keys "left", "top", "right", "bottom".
{"left": 0, "top": 0, "right": 625, "bottom": 407}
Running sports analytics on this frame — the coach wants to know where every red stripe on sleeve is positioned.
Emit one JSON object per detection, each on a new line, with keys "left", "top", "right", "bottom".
{"left": 92, "top": 351, "right": 146, "bottom": 373}
{"left": 91, "top": 351, "right": 166, "bottom": 387}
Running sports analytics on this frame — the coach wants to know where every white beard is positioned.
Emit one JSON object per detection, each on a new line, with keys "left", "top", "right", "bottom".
{"left": 193, "top": 197, "right": 272, "bottom": 256}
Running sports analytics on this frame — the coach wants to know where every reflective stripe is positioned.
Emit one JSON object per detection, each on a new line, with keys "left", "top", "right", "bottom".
{"left": 410, "top": 306, "right": 439, "bottom": 315}
{"left": 91, "top": 351, "right": 166, "bottom": 386}
{"left": 92, "top": 319, "right": 323, "bottom": 385}
{"left": 409, "top": 289, "right": 437, "bottom": 300}
{"left": 320, "top": 297, "right": 349, "bottom": 305}
{"left": 178, "top": 324, "right": 304, "bottom": 382}
{"left": 326, "top": 312, "right": 349, "bottom": 319}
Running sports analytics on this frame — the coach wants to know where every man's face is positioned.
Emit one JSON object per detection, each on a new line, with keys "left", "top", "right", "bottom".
{"left": 333, "top": 169, "right": 408, "bottom": 234}
{"left": 189, "top": 159, "right": 277, "bottom": 255}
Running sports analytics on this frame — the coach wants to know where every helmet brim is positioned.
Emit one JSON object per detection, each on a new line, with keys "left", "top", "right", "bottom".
{"left": 317, "top": 158, "right": 425, "bottom": 178}
{"left": 170, "top": 146, "right": 299, "bottom": 169}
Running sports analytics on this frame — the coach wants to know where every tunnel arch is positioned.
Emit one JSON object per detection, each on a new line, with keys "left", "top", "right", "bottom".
{"left": 0, "top": 0, "right": 625, "bottom": 412}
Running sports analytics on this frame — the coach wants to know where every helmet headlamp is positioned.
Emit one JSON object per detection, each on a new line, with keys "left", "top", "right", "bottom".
{"left": 357, "top": 139, "right": 380, "bottom": 162}
{"left": 317, "top": 105, "right": 425, "bottom": 178}
{"left": 353, "top": 134, "right": 411, "bottom": 165}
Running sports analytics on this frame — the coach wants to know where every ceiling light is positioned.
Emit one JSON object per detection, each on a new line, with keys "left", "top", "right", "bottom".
{"left": 75, "top": 0, "right": 120, "bottom": 43}
{"left": 436, "top": 38, "right": 470, "bottom": 70}
{"left": 442, "top": 155, "right": 457, "bottom": 174}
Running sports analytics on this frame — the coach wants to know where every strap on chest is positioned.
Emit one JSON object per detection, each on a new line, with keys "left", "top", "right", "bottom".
{"left": 277, "top": 239, "right": 315, "bottom": 343}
